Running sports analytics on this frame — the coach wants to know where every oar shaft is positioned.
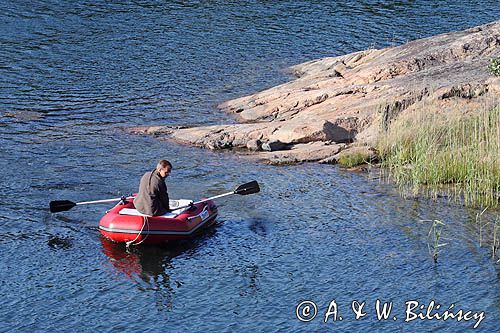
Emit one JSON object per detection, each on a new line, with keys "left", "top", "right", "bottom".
{"left": 76, "top": 196, "right": 135, "bottom": 205}
{"left": 195, "top": 191, "right": 234, "bottom": 203}
{"left": 174, "top": 191, "right": 235, "bottom": 211}
{"left": 50, "top": 181, "right": 258, "bottom": 213}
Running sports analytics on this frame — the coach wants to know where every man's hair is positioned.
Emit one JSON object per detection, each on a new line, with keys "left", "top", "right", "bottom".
{"left": 157, "top": 159, "right": 172, "bottom": 170}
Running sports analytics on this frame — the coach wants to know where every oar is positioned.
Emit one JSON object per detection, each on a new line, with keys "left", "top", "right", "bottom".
{"left": 49, "top": 196, "right": 134, "bottom": 213}
{"left": 49, "top": 181, "right": 260, "bottom": 213}
{"left": 175, "top": 180, "right": 261, "bottom": 210}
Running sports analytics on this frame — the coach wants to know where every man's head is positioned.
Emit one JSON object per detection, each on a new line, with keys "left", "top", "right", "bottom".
{"left": 156, "top": 159, "right": 172, "bottom": 178}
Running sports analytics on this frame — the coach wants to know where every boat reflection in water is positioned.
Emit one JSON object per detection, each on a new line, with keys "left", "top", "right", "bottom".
{"left": 100, "top": 226, "right": 217, "bottom": 310}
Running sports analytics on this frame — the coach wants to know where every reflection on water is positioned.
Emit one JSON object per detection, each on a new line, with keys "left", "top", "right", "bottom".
{"left": 100, "top": 224, "right": 218, "bottom": 311}
{"left": 100, "top": 238, "right": 188, "bottom": 311}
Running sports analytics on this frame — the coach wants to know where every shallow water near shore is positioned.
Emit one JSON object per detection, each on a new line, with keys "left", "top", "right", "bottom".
{"left": 1, "top": 1, "right": 499, "bottom": 332}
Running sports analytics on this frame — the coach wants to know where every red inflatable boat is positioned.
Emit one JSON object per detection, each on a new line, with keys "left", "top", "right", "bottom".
{"left": 50, "top": 181, "right": 259, "bottom": 245}
{"left": 99, "top": 198, "right": 217, "bottom": 245}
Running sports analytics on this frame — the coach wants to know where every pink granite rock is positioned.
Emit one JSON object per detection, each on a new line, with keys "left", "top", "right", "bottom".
{"left": 129, "top": 21, "right": 500, "bottom": 164}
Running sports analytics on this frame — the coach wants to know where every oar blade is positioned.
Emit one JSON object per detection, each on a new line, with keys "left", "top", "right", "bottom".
{"left": 49, "top": 200, "right": 76, "bottom": 213}
{"left": 234, "top": 181, "right": 260, "bottom": 195}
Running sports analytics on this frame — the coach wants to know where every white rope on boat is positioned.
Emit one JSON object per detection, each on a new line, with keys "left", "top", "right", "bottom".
{"left": 125, "top": 215, "right": 149, "bottom": 248}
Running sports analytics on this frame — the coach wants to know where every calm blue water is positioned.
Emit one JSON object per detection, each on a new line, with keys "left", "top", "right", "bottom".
{"left": 1, "top": 1, "right": 499, "bottom": 332}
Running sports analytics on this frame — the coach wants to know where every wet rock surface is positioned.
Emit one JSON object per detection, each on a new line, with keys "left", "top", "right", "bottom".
{"left": 130, "top": 21, "right": 500, "bottom": 164}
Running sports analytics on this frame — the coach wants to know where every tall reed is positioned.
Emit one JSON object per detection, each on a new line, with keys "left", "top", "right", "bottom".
{"left": 423, "top": 219, "right": 447, "bottom": 263}
{"left": 377, "top": 106, "right": 500, "bottom": 208}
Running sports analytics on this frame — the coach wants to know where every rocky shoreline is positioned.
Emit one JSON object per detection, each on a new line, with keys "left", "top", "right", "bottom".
{"left": 130, "top": 21, "right": 499, "bottom": 165}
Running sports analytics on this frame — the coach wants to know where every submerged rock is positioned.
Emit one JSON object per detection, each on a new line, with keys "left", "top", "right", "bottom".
{"left": 3, "top": 110, "right": 44, "bottom": 121}
{"left": 130, "top": 21, "right": 500, "bottom": 165}
{"left": 47, "top": 236, "right": 72, "bottom": 250}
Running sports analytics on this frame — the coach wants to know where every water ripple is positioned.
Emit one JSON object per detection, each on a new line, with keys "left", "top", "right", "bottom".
{"left": 1, "top": 1, "right": 499, "bottom": 332}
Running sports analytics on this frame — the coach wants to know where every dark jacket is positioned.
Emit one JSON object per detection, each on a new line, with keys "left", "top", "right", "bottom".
{"left": 134, "top": 170, "right": 170, "bottom": 216}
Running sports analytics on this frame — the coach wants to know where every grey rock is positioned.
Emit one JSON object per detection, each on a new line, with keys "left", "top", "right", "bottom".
{"left": 246, "top": 139, "right": 262, "bottom": 151}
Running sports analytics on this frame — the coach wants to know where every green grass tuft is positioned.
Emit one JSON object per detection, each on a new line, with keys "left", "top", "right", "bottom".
{"left": 377, "top": 107, "right": 500, "bottom": 208}
{"left": 488, "top": 58, "right": 500, "bottom": 76}
{"left": 338, "top": 152, "right": 372, "bottom": 167}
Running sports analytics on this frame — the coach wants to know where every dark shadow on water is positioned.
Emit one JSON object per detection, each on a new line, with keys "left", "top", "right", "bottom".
{"left": 47, "top": 235, "right": 73, "bottom": 250}
{"left": 247, "top": 217, "right": 268, "bottom": 236}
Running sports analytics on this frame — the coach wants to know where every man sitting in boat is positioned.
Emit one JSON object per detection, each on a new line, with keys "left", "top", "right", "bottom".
{"left": 134, "top": 159, "right": 172, "bottom": 216}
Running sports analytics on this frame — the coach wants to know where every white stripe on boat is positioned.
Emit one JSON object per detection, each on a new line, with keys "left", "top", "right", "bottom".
{"left": 99, "top": 214, "right": 216, "bottom": 235}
